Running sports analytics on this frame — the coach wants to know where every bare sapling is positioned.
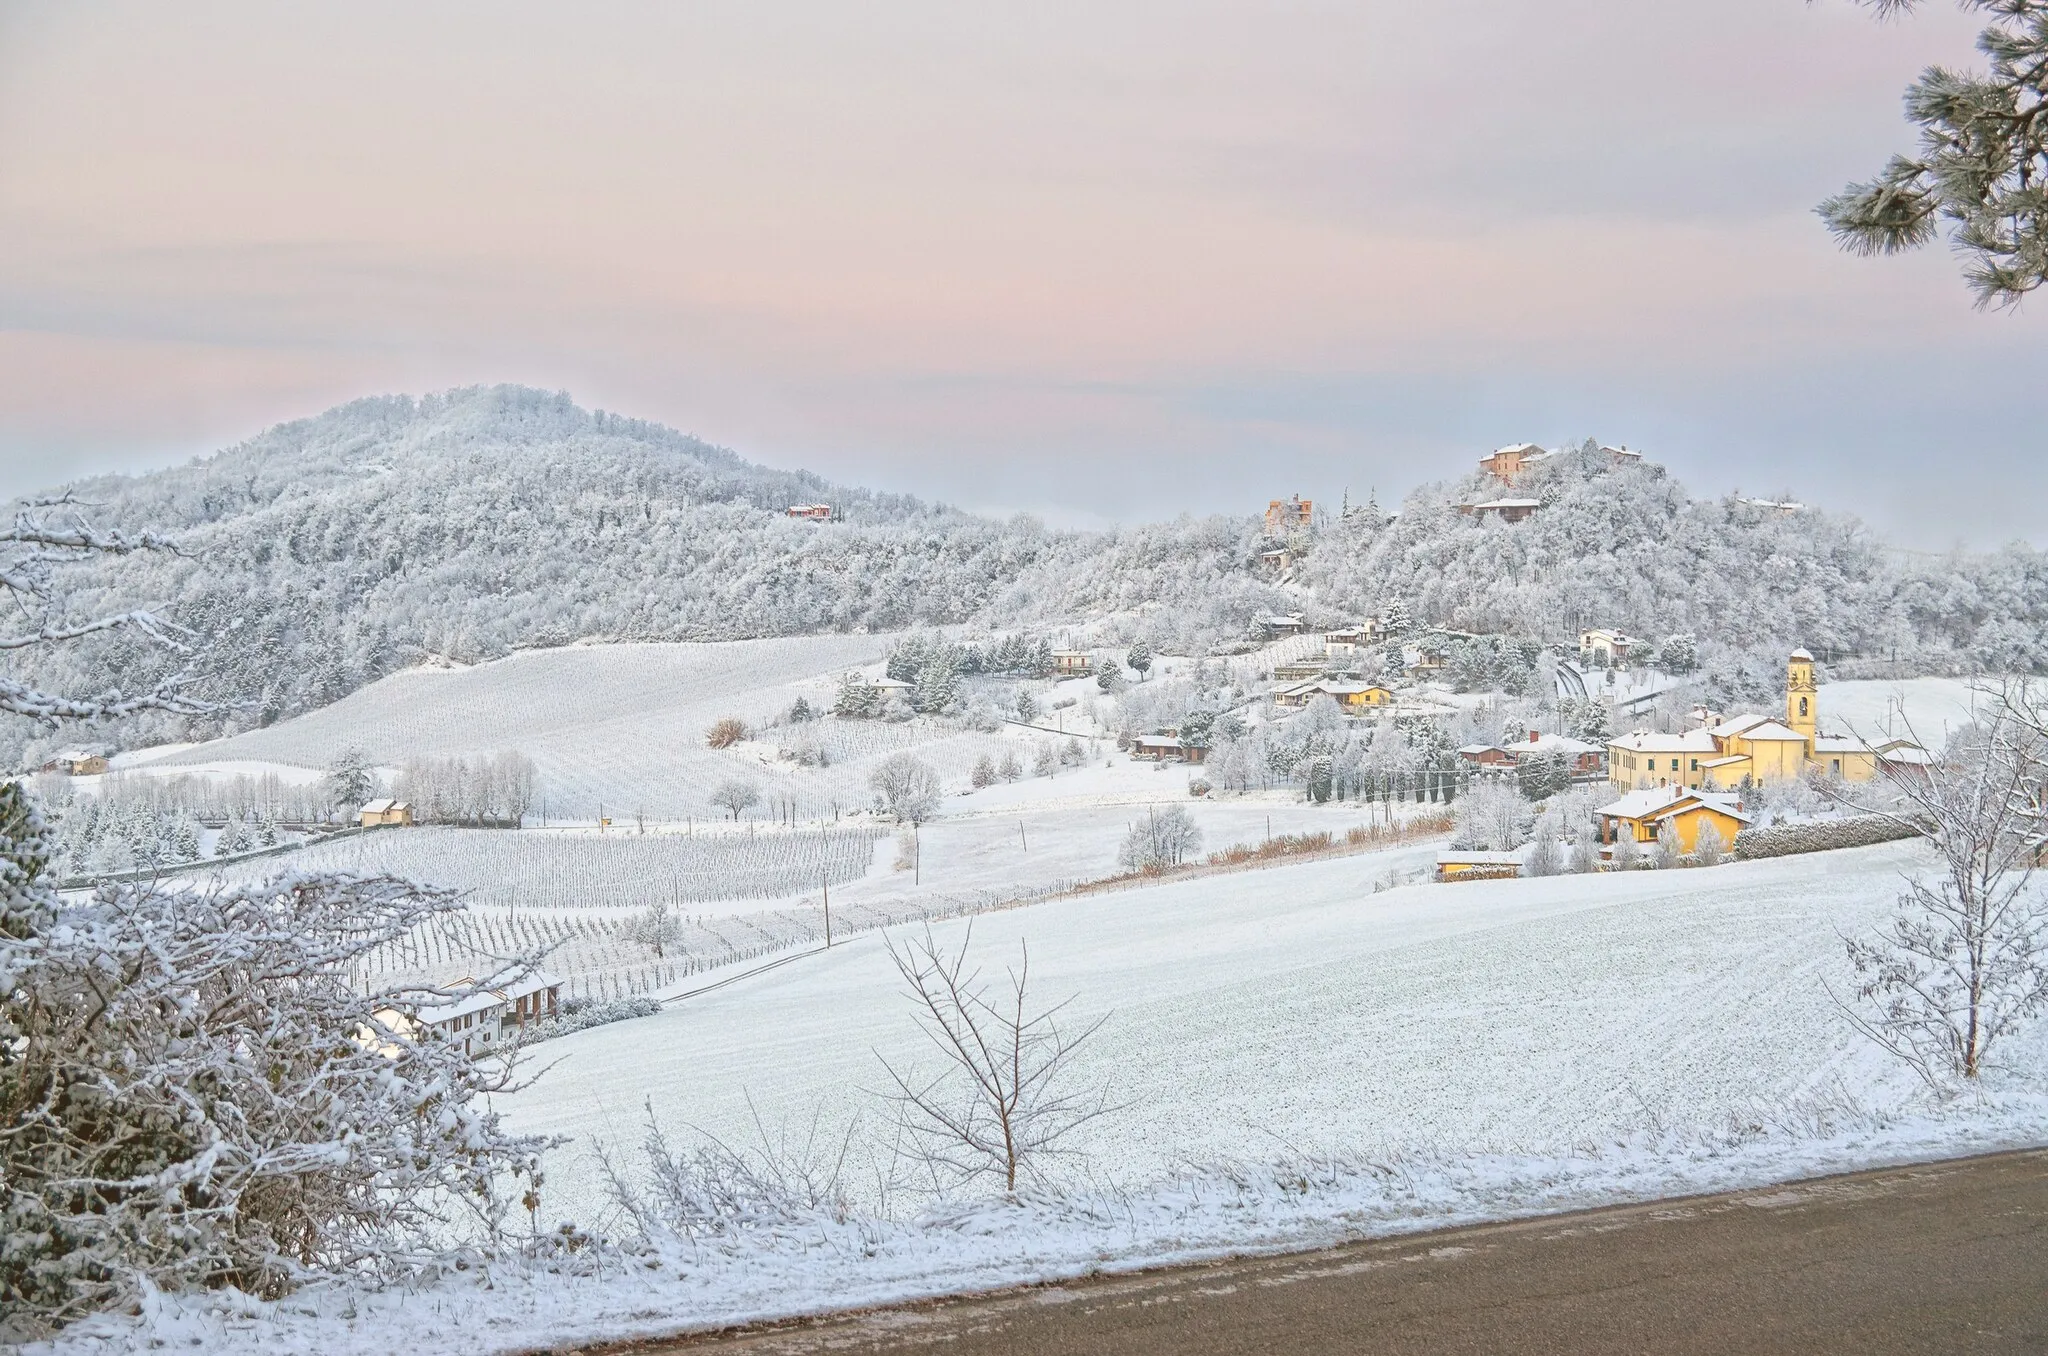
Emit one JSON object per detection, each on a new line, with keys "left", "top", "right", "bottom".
{"left": 1829, "top": 686, "right": 2048, "bottom": 1087}
{"left": 875, "top": 923, "right": 1116, "bottom": 1195}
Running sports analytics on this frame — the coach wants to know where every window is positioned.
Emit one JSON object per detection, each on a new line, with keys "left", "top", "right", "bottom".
{"left": 1800, "top": 697, "right": 1809, "bottom": 717}
{"left": 1689, "top": 758, "right": 1699, "bottom": 771}
{"left": 1670, "top": 758, "right": 1680, "bottom": 771}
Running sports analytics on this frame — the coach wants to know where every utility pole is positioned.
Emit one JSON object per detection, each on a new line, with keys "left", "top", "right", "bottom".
{"left": 823, "top": 868, "right": 832, "bottom": 946}
{"left": 1019, "top": 819, "right": 1027, "bottom": 851}
{"left": 914, "top": 822, "right": 921, "bottom": 885}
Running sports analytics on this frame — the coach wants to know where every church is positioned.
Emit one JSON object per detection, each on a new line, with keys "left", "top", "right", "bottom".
{"left": 1606, "top": 650, "right": 1894, "bottom": 792}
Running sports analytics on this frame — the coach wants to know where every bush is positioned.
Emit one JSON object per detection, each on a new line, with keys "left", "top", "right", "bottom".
{"left": 0, "top": 801, "right": 544, "bottom": 1329}
{"left": 706, "top": 717, "right": 748, "bottom": 749}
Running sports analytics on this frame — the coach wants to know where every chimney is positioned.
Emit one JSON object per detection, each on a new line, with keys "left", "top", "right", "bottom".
{"left": 1530, "top": 730, "right": 1539, "bottom": 743}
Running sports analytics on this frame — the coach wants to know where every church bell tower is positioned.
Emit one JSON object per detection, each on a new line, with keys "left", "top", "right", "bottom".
{"left": 1786, "top": 648, "right": 1817, "bottom": 746}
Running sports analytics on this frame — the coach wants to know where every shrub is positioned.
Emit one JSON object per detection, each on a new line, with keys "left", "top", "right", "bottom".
{"left": 706, "top": 717, "right": 748, "bottom": 749}
{"left": 1733, "top": 815, "right": 1918, "bottom": 860}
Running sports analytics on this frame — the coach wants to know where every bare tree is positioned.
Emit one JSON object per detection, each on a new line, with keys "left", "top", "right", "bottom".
{"left": 709, "top": 778, "right": 761, "bottom": 821}
{"left": 0, "top": 496, "right": 209, "bottom": 721}
{"left": 1831, "top": 689, "right": 2048, "bottom": 1086}
{"left": 875, "top": 924, "right": 1115, "bottom": 1194}
{"left": 870, "top": 753, "right": 941, "bottom": 823}
{"left": 705, "top": 717, "right": 748, "bottom": 749}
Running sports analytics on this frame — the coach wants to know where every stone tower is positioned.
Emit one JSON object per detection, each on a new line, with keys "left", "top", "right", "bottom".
{"left": 1786, "top": 648, "right": 1817, "bottom": 746}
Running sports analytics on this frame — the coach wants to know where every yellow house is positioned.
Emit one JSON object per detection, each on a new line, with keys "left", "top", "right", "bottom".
{"left": 359, "top": 798, "right": 414, "bottom": 828}
{"left": 1597, "top": 787, "right": 1752, "bottom": 856}
{"left": 1275, "top": 680, "right": 1395, "bottom": 711}
{"left": 1607, "top": 650, "right": 1887, "bottom": 790}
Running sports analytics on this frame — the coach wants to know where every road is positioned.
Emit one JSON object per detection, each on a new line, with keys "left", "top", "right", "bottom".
{"left": 595, "top": 1148, "right": 2048, "bottom": 1356}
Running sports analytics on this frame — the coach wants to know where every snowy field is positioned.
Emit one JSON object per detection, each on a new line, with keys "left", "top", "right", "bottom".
{"left": 507, "top": 839, "right": 1950, "bottom": 1210}
{"left": 1819, "top": 677, "right": 1990, "bottom": 743}
{"left": 128, "top": 637, "right": 896, "bottom": 819}
{"left": 43, "top": 837, "right": 2048, "bottom": 1356}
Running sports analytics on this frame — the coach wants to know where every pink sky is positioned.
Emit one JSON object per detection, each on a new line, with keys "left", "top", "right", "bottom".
{"left": 1, "top": 0, "right": 2038, "bottom": 544}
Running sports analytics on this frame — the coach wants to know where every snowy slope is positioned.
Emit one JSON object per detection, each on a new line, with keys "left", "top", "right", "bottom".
{"left": 37, "top": 839, "right": 2048, "bottom": 1356}
{"left": 508, "top": 840, "right": 1938, "bottom": 1213}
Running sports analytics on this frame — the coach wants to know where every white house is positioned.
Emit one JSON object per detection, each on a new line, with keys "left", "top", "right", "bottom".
{"left": 405, "top": 971, "right": 565, "bottom": 1057}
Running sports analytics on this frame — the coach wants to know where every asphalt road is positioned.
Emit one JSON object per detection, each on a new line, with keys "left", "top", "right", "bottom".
{"left": 597, "top": 1148, "right": 2048, "bottom": 1356}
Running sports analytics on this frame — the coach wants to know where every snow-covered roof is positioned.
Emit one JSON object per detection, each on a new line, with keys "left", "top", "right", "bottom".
{"left": 1490, "top": 443, "right": 1546, "bottom": 457}
{"left": 416, "top": 969, "right": 563, "bottom": 1024}
{"left": 1437, "top": 851, "right": 1524, "bottom": 865}
{"left": 1522, "top": 733, "right": 1599, "bottom": 755}
{"left": 1597, "top": 444, "right": 1643, "bottom": 460}
{"left": 1709, "top": 712, "right": 1771, "bottom": 738}
{"left": 1458, "top": 743, "right": 1504, "bottom": 756}
{"left": 871, "top": 677, "right": 914, "bottom": 689}
{"left": 1699, "top": 754, "right": 1749, "bottom": 769}
{"left": 1597, "top": 786, "right": 1697, "bottom": 820}
{"left": 1812, "top": 736, "right": 1873, "bottom": 754}
{"left": 1133, "top": 735, "right": 1181, "bottom": 749}
{"left": 1736, "top": 721, "right": 1809, "bottom": 742}
{"left": 1471, "top": 498, "right": 1543, "bottom": 511}
{"left": 360, "top": 798, "right": 408, "bottom": 813}
{"left": 1790, "top": 648, "right": 1814, "bottom": 661}
{"left": 1314, "top": 681, "right": 1389, "bottom": 695}
{"left": 1597, "top": 786, "right": 1751, "bottom": 825}
{"left": 1879, "top": 746, "right": 1936, "bottom": 766}
{"left": 1610, "top": 729, "right": 1717, "bottom": 753}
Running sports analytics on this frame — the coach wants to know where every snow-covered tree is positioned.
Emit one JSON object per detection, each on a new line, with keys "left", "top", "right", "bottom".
{"left": 1525, "top": 833, "right": 1563, "bottom": 877}
{"left": 323, "top": 745, "right": 375, "bottom": 817}
{"left": 1453, "top": 780, "right": 1533, "bottom": 852}
{"left": 0, "top": 797, "right": 547, "bottom": 1327}
{"left": 1821, "top": 0, "right": 2048, "bottom": 307}
{"left": 1834, "top": 692, "right": 2048, "bottom": 1084}
{"left": 709, "top": 778, "right": 761, "bottom": 821}
{"left": 1116, "top": 804, "right": 1203, "bottom": 872}
{"left": 870, "top": 753, "right": 942, "bottom": 823}
{"left": 1126, "top": 641, "right": 1153, "bottom": 682}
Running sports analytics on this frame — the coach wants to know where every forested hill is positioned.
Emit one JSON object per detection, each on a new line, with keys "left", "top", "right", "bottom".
{"left": 28, "top": 385, "right": 1285, "bottom": 753}
{"left": 15, "top": 385, "right": 2048, "bottom": 764}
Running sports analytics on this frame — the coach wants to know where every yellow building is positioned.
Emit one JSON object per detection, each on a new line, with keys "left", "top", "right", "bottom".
{"left": 1597, "top": 787, "right": 1752, "bottom": 856}
{"left": 1274, "top": 680, "right": 1395, "bottom": 711}
{"left": 1607, "top": 649, "right": 1888, "bottom": 790}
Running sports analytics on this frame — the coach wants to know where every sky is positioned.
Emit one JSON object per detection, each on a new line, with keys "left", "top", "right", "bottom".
{"left": 1, "top": 0, "right": 2041, "bottom": 548}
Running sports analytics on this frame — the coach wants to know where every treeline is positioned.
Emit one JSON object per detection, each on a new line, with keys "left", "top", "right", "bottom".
{"left": 392, "top": 750, "right": 539, "bottom": 826}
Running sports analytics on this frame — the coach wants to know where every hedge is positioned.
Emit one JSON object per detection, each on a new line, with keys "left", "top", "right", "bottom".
{"left": 1733, "top": 815, "right": 1918, "bottom": 861}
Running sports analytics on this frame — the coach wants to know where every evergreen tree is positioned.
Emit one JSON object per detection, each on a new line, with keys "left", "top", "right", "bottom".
{"left": 1126, "top": 640, "right": 1153, "bottom": 682}
{"left": 1821, "top": 0, "right": 2048, "bottom": 306}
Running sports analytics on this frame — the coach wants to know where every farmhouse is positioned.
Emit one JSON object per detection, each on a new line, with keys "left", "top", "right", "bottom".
{"left": 1052, "top": 650, "right": 1093, "bottom": 676}
{"left": 1255, "top": 614, "right": 1307, "bottom": 638}
{"left": 359, "top": 798, "right": 415, "bottom": 828}
{"left": 1274, "top": 679, "right": 1394, "bottom": 711}
{"left": 40, "top": 748, "right": 110, "bottom": 776}
{"left": 1264, "top": 495, "right": 1313, "bottom": 534}
{"left": 1596, "top": 786, "right": 1751, "bottom": 857}
{"left": 784, "top": 503, "right": 834, "bottom": 520}
{"left": 1607, "top": 650, "right": 1897, "bottom": 790}
{"left": 405, "top": 971, "right": 565, "bottom": 1057}
{"left": 1478, "top": 443, "right": 1549, "bottom": 484}
{"left": 1461, "top": 497, "right": 1542, "bottom": 523}
{"left": 1462, "top": 731, "right": 1605, "bottom": 776}
{"left": 1578, "top": 628, "right": 1637, "bottom": 667}
{"left": 1130, "top": 734, "right": 1207, "bottom": 764}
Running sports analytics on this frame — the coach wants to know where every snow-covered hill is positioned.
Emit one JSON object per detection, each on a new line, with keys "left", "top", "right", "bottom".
{"left": 19, "top": 385, "right": 2048, "bottom": 766}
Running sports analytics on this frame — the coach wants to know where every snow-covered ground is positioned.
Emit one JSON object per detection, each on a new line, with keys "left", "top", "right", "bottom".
{"left": 39, "top": 837, "right": 2048, "bottom": 1356}
{"left": 506, "top": 839, "right": 1944, "bottom": 1210}
{"left": 1819, "top": 677, "right": 1989, "bottom": 744}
